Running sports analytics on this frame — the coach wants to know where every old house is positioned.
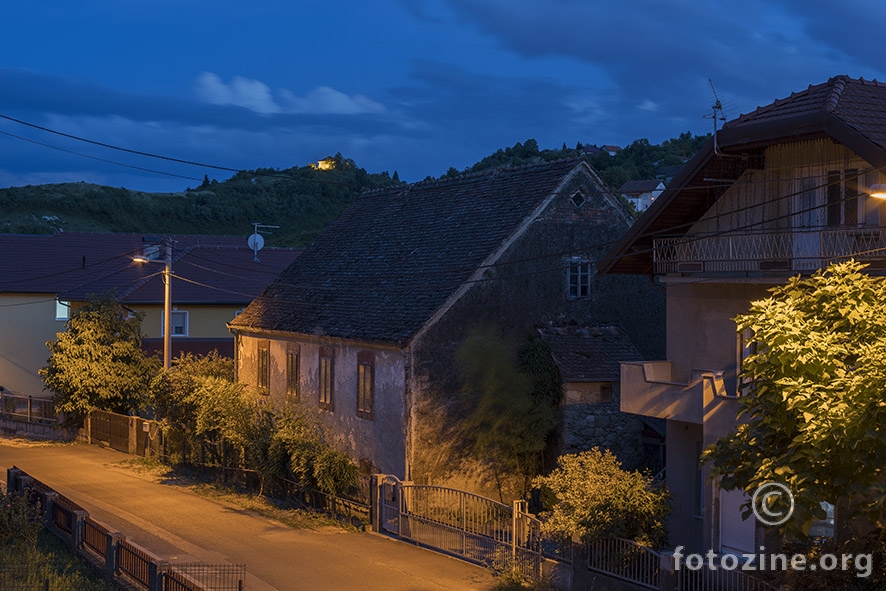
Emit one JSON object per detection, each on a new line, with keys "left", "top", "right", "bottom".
{"left": 0, "top": 232, "right": 299, "bottom": 398}
{"left": 601, "top": 75, "right": 886, "bottom": 553}
{"left": 229, "top": 158, "right": 665, "bottom": 492}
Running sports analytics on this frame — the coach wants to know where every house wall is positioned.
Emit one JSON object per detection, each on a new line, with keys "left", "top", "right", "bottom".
{"left": 136, "top": 304, "right": 243, "bottom": 339}
{"left": 558, "top": 381, "right": 647, "bottom": 467}
{"left": 0, "top": 294, "right": 63, "bottom": 397}
{"left": 234, "top": 331, "right": 407, "bottom": 477}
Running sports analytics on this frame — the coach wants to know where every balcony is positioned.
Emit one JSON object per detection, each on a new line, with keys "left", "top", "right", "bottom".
{"left": 653, "top": 227, "right": 886, "bottom": 274}
{"left": 620, "top": 362, "right": 726, "bottom": 424}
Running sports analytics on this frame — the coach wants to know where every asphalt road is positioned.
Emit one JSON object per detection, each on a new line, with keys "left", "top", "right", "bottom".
{"left": 0, "top": 438, "right": 497, "bottom": 591}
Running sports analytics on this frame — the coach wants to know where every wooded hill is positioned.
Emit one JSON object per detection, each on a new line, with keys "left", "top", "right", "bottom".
{"left": 0, "top": 134, "right": 709, "bottom": 246}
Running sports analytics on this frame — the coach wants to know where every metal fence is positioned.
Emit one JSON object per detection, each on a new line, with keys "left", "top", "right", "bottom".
{"left": 587, "top": 537, "right": 661, "bottom": 590}
{"left": 676, "top": 559, "right": 780, "bottom": 591}
{"left": 0, "top": 391, "right": 55, "bottom": 424}
{"left": 7, "top": 467, "right": 246, "bottom": 591}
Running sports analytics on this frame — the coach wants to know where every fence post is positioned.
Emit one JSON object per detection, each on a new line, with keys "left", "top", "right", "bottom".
{"left": 659, "top": 550, "right": 676, "bottom": 591}
{"left": 42, "top": 491, "right": 59, "bottom": 522}
{"left": 369, "top": 474, "right": 380, "bottom": 532}
{"left": 27, "top": 396, "right": 32, "bottom": 423}
{"left": 7, "top": 466, "right": 22, "bottom": 492}
{"left": 149, "top": 559, "right": 167, "bottom": 591}
{"left": 72, "top": 509, "right": 88, "bottom": 548}
{"left": 106, "top": 532, "right": 125, "bottom": 578}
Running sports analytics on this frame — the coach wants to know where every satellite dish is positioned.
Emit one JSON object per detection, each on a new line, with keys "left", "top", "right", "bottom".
{"left": 247, "top": 233, "right": 265, "bottom": 251}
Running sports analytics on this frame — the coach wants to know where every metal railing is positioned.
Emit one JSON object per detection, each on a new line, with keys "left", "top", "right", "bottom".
{"left": 677, "top": 560, "right": 780, "bottom": 591}
{"left": 653, "top": 227, "right": 886, "bottom": 274}
{"left": 587, "top": 537, "right": 660, "bottom": 590}
{"left": 83, "top": 516, "right": 109, "bottom": 559}
{"left": 0, "top": 391, "right": 55, "bottom": 424}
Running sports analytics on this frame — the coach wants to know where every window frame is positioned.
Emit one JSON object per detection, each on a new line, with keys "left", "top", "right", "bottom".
{"left": 55, "top": 299, "right": 70, "bottom": 321}
{"left": 257, "top": 342, "right": 270, "bottom": 394}
{"left": 286, "top": 346, "right": 300, "bottom": 400}
{"left": 567, "top": 258, "right": 591, "bottom": 299}
{"left": 319, "top": 346, "right": 335, "bottom": 411}
{"left": 356, "top": 351, "right": 375, "bottom": 420}
{"left": 161, "top": 309, "right": 189, "bottom": 337}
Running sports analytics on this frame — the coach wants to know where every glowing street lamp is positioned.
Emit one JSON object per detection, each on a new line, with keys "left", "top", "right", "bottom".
{"left": 870, "top": 184, "right": 886, "bottom": 199}
{"left": 133, "top": 238, "right": 172, "bottom": 369}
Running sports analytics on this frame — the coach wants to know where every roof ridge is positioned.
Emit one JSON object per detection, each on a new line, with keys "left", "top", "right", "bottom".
{"left": 823, "top": 75, "right": 849, "bottom": 112}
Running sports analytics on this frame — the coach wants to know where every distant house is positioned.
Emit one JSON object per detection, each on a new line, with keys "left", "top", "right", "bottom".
{"left": 654, "top": 164, "right": 684, "bottom": 184}
{"left": 618, "top": 179, "right": 666, "bottom": 212}
{"left": 229, "top": 158, "right": 664, "bottom": 491}
{"left": 602, "top": 75, "right": 886, "bottom": 554}
{"left": 537, "top": 325, "right": 663, "bottom": 466}
{"left": 602, "top": 145, "right": 622, "bottom": 156}
{"left": 0, "top": 232, "right": 299, "bottom": 398}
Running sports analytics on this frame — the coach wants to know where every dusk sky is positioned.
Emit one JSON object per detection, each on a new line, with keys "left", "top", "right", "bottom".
{"left": 3, "top": 1, "right": 886, "bottom": 193}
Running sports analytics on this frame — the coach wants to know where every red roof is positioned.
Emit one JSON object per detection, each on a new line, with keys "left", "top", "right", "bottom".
{"left": 0, "top": 232, "right": 300, "bottom": 305}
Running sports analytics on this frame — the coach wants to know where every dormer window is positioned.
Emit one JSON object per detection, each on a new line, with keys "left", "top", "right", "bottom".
{"left": 571, "top": 191, "right": 586, "bottom": 208}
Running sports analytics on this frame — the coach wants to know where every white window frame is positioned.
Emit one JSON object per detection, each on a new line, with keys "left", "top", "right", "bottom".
{"left": 161, "top": 309, "right": 189, "bottom": 337}
{"left": 55, "top": 299, "right": 70, "bottom": 321}
{"left": 568, "top": 258, "right": 591, "bottom": 299}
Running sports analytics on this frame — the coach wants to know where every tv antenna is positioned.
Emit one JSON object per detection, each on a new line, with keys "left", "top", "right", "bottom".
{"left": 705, "top": 79, "right": 728, "bottom": 156}
{"left": 248, "top": 222, "right": 279, "bottom": 262}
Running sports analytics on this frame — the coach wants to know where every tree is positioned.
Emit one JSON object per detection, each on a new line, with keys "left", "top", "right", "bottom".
{"left": 702, "top": 260, "right": 886, "bottom": 536}
{"left": 458, "top": 325, "right": 557, "bottom": 500}
{"left": 40, "top": 295, "right": 160, "bottom": 425}
{"left": 532, "top": 449, "right": 670, "bottom": 548}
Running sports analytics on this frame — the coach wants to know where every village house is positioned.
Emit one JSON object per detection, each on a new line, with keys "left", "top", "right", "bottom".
{"left": 229, "top": 157, "right": 665, "bottom": 494}
{"left": 618, "top": 179, "right": 666, "bottom": 212}
{"left": 0, "top": 232, "right": 299, "bottom": 398}
{"left": 601, "top": 75, "right": 886, "bottom": 554}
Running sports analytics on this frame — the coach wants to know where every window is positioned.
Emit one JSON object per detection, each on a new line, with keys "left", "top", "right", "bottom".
{"left": 161, "top": 310, "right": 188, "bottom": 336}
{"left": 826, "top": 169, "right": 859, "bottom": 227}
{"left": 568, "top": 258, "right": 591, "bottom": 299}
{"left": 570, "top": 191, "right": 586, "bottom": 208}
{"left": 286, "top": 347, "right": 299, "bottom": 399}
{"left": 357, "top": 352, "right": 374, "bottom": 420}
{"left": 257, "top": 343, "right": 270, "bottom": 394}
{"left": 55, "top": 300, "right": 70, "bottom": 321}
{"left": 319, "top": 346, "right": 335, "bottom": 411}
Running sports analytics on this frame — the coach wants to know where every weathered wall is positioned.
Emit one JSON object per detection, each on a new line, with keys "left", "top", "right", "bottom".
{"left": 409, "top": 167, "right": 665, "bottom": 497}
{"left": 235, "top": 331, "right": 407, "bottom": 476}
{"left": 558, "top": 381, "right": 646, "bottom": 467}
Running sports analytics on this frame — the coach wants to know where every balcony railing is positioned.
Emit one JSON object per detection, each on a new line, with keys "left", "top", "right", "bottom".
{"left": 653, "top": 227, "right": 886, "bottom": 274}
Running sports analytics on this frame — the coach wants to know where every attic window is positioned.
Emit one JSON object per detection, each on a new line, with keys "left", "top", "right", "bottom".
{"left": 571, "top": 191, "right": 586, "bottom": 208}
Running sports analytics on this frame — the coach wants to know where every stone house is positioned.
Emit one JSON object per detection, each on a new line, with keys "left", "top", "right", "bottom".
{"left": 602, "top": 75, "right": 886, "bottom": 553}
{"left": 229, "top": 157, "right": 665, "bottom": 491}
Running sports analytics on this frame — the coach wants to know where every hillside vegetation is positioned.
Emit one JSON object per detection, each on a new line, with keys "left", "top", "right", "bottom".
{"left": 0, "top": 134, "right": 709, "bottom": 246}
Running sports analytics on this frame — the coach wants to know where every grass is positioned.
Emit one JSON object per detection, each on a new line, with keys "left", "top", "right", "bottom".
{"left": 0, "top": 531, "right": 121, "bottom": 591}
{"left": 110, "top": 456, "right": 360, "bottom": 532}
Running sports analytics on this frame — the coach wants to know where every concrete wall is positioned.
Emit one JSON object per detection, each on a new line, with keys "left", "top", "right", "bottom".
{"left": 236, "top": 332, "right": 407, "bottom": 477}
{"left": 0, "top": 294, "right": 64, "bottom": 397}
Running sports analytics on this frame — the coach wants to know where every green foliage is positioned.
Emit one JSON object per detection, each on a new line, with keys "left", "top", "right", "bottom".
{"left": 40, "top": 295, "right": 160, "bottom": 425}
{"left": 0, "top": 489, "right": 40, "bottom": 549}
{"left": 458, "top": 325, "right": 557, "bottom": 499}
{"left": 702, "top": 260, "right": 886, "bottom": 538}
{"left": 0, "top": 159, "right": 401, "bottom": 246}
{"left": 532, "top": 448, "right": 671, "bottom": 548}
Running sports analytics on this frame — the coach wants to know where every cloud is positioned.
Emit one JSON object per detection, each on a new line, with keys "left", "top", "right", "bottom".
{"left": 279, "top": 86, "right": 385, "bottom": 115}
{"left": 638, "top": 100, "right": 659, "bottom": 112}
{"left": 194, "top": 72, "right": 281, "bottom": 115}
{"left": 195, "top": 72, "right": 385, "bottom": 117}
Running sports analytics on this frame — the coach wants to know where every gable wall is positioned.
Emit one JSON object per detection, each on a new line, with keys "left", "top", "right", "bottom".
{"left": 409, "top": 168, "right": 664, "bottom": 495}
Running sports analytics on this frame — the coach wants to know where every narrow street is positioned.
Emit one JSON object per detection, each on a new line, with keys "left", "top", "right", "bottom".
{"left": 0, "top": 438, "right": 497, "bottom": 591}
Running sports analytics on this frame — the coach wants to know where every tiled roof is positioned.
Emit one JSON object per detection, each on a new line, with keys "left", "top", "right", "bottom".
{"left": 538, "top": 325, "right": 643, "bottom": 382}
{"left": 231, "top": 158, "right": 598, "bottom": 346}
{"left": 619, "top": 180, "right": 663, "bottom": 194}
{"left": 601, "top": 75, "right": 886, "bottom": 275}
{"left": 0, "top": 232, "right": 300, "bottom": 305}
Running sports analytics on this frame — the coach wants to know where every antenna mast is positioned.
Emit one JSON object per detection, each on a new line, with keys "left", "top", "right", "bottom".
{"left": 248, "top": 222, "right": 280, "bottom": 262}
{"left": 705, "top": 79, "right": 728, "bottom": 156}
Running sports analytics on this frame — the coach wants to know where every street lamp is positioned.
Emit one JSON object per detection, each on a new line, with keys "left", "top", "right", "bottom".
{"left": 133, "top": 238, "right": 172, "bottom": 369}
{"left": 870, "top": 184, "right": 886, "bottom": 199}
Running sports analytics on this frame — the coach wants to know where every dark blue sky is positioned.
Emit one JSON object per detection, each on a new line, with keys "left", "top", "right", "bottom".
{"left": 3, "top": 0, "right": 886, "bottom": 192}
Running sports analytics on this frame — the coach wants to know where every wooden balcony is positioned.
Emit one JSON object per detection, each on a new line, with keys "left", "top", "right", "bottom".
{"left": 619, "top": 362, "right": 726, "bottom": 424}
{"left": 653, "top": 227, "right": 886, "bottom": 274}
